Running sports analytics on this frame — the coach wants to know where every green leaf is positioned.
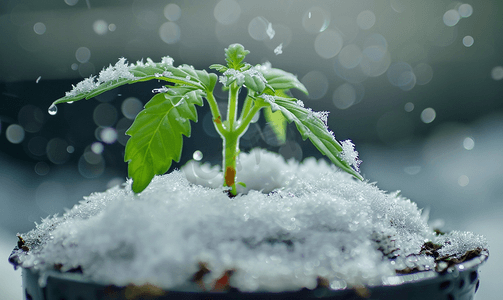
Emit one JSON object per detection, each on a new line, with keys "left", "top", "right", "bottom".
{"left": 264, "top": 106, "right": 287, "bottom": 144}
{"left": 209, "top": 64, "right": 228, "bottom": 73}
{"left": 124, "top": 86, "right": 204, "bottom": 192}
{"left": 51, "top": 58, "right": 217, "bottom": 106}
{"left": 270, "top": 96, "right": 363, "bottom": 180}
{"left": 225, "top": 43, "right": 250, "bottom": 70}
{"left": 244, "top": 72, "right": 266, "bottom": 94}
{"left": 258, "top": 64, "right": 308, "bottom": 95}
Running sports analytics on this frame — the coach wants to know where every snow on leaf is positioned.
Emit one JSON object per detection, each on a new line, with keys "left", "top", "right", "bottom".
{"left": 340, "top": 139, "right": 362, "bottom": 172}
{"left": 272, "top": 96, "right": 363, "bottom": 180}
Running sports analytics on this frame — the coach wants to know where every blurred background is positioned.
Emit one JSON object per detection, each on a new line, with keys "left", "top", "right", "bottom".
{"left": 1, "top": 0, "right": 502, "bottom": 299}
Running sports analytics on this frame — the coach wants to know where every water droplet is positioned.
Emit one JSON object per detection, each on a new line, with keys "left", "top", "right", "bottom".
{"left": 48, "top": 104, "right": 58, "bottom": 115}
{"left": 193, "top": 150, "right": 203, "bottom": 161}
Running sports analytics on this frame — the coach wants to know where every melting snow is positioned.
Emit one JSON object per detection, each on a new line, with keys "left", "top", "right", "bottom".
{"left": 14, "top": 149, "right": 487, "bottom": 292}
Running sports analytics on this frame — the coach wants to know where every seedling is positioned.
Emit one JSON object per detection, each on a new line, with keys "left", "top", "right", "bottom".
{"left": 50, "top": 44, "right": 363, "bottom": 195}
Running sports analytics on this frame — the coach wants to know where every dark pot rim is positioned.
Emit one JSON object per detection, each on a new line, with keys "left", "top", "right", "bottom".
{"left": 10, "top": 246, "right": 489, "bottom": 300}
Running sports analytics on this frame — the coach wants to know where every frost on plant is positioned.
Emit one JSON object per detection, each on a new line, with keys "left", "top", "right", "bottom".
{"left": 340, "top": 139, "right": 361, "bottom": 172}
{"left": 50, "top": 43, "right": 363, "bottom": 194}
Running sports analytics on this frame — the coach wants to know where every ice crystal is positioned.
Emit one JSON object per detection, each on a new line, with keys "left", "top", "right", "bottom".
{"left": 152, "top": 86, "right": 169, "bottom": 94}
{"left": 340, "top": 139, "right": 362, "bottom": 172}
{"left": 261, "top": 94, "right": 279, "bottom": 111}
{"left": 65, "top": 76, "right": 99, "bottom": 97}
{"left": 160, "top": 56, "right": 174, "bottom": 67}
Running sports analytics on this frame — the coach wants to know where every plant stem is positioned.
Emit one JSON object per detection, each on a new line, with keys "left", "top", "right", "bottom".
{"left": 205, "top": 91, "right": 225, "bottom": 134}
{"left": 223, "top": 133, "right": 239, "bottom": 195}
{"left": 222, "top": 82, "right": 241, "bottom": 195}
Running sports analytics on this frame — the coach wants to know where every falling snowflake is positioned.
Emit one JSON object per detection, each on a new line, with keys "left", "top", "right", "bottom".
{"left": 274, "top": 43, "right": 283, "bottom": 55}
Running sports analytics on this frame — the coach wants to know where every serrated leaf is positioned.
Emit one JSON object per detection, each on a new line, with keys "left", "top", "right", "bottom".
{"left": 271, "top": 96, "right": 363, "bottom": 180}
{"left": 51, "top": 58, "right": 217, "bottom": 106}
{"left": 244, "top": 72, "right": 266, "bottom": 94}
{"left": 225, "top": 43, "right": 250, "bottom": 70}
{"left": 264, "top": 106, "right": 286, "bottom": 144}
{"left": 258, "top": 65, "right": 308, "bottom": 95}
{"left": 209, "top": 64, "right": 228, "bottom": 72}
{"left": 124, "top": 86, "right": 204, "bottom": 192}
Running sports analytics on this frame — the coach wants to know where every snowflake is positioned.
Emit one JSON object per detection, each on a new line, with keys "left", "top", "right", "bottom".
{"left": 160, "top": 56, "right": 174, "bottom": 67}
{"left": 339, "top": 139, "right": 362, "bottom": 172}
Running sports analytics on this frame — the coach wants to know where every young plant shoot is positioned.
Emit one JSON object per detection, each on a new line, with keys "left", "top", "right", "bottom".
{"left": 50, "top": 44, "right": 363, "bottom": 195}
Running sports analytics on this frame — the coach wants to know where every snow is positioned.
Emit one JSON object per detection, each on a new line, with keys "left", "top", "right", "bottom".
{"left": 340, "top": 140, "right": 362, "bottom": 172}
{"left": 13, "top": 149, "right": 487, "bottom": 292}
{"left": 274, "top": 43, "right": 283, "bottom": 55}
{"left": 63, "top": 56, "right": 175, "bottom": 98}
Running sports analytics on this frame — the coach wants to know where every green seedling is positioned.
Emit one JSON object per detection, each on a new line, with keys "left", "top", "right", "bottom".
{"left": 50, "top": 44, "right": 363, "bottom": 195}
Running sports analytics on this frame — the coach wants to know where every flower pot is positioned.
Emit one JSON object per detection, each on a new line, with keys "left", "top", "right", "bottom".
{"left": 11, "top": 248, "right": 488, "bottom": 300}
{"left": 8, "top": 150, "right": 490, "bottom": 300}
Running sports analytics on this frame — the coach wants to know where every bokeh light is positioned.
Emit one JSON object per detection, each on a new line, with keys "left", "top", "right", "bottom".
{"left": 33, "top": 22, "right": 46, "bottom": 35}
{"left": 248, "top": 17, "right": 269, "bottom": 41}
{"left": 100, "top": 127, "right": 117, "bottom": 144}
{"left": 490, "top": 66, "right": 503, "bottom": 80}
{"left": 91, "top": 142, "right": 104, "bottom": 154}
{"left": 302, "top": 6, "right": 330, "bottom": 34}
{"left": 164, "top": 3, "right": 181, "bottom": 22}
{"left": 458, "top": 175, "right": 469, "bottom": 187}
{"left": 93, "top": 20, "right": 108, "bottom": 35}
{"left": 443, "top": 9, "right": 461, "bottom": 27}
{"left": 34, "top": 161, "right": 50, "bottom": 176}
{"left": 159, "top": 22, "right": 181, "bottom": 44}
{"left": 75, "top": 47, "right": 91, "bottom": 63}
{"left": 301, "top": 71, "right": 329, "bottom": 100}
{"left": 46, "top": 138, "right": 70, "bottom": 164}
{"left": 463, "top": 35, "right": 474, "bottom": 47}
{"left": 121, "top": 97, "right": 143, "bottom": 120}
{"left": 420, "top": 108, "right": 436, "bottom": 124}
{"left": 314, "top": 29, "right": 343, "bottom": 59}
{"left": 338, "top": 44, "right": 363, "bottom": 69}
{"left": 387, "top": 62, "right": 414, "bottom": 87}
{"left": 356, "top": 10, "right": 376, "bottom": 30}
{"left": 214, "top": 0, "right": 241, "bottom": 25}
{"left": 6, "top": 124, "right": 25, "bottom": 144}
{"left": 332, "top": 83, "right": 364, "bottom": 110}
{"left": 458, "top": 4, "right": 473, "bottom": 18}
{"left": 413, "top": 63, "right": 433, "bottom": 85}
{"left": 404, "top": 102, "right": 414, "bottom": 112}
{"left": 463, "top": 137, "right": 475, "bottom": 150}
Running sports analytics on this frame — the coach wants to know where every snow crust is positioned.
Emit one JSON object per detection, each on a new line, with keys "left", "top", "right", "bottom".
{"left": 15, "top": 149, "right": 487, "bottom": 292}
